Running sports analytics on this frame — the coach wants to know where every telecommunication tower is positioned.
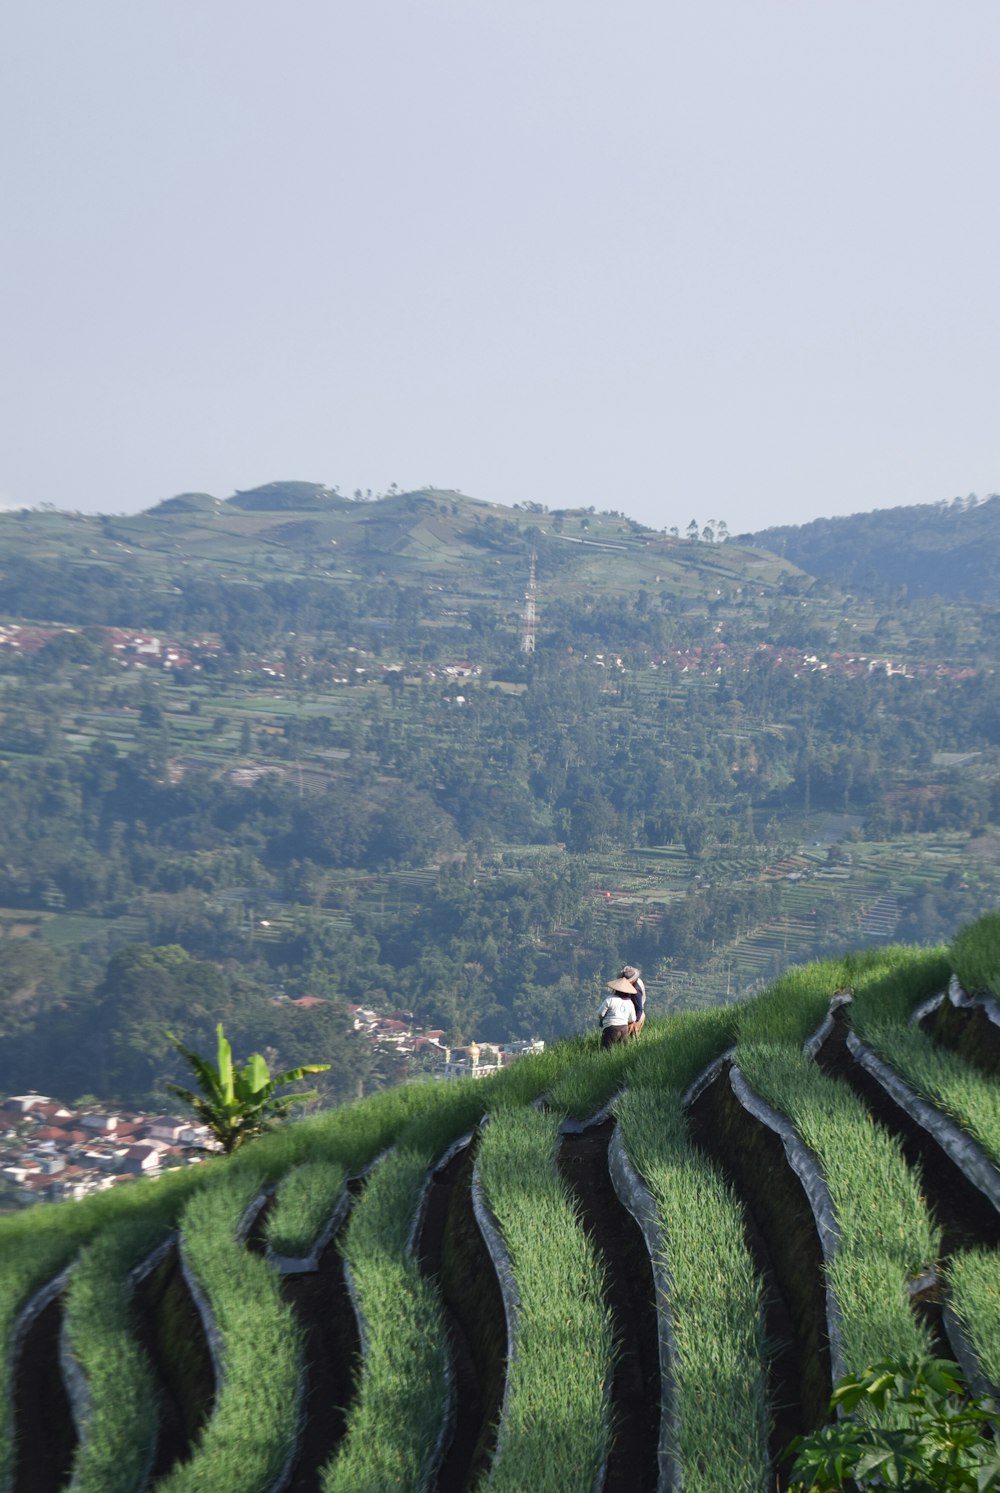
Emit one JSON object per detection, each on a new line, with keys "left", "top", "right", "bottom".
{"left": 521, "top": 550, "right": 537, "bottom": 654}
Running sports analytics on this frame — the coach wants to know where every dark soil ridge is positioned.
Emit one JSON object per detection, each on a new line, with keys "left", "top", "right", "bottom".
{"left": 929, "top": 992, "right": 1000, "bottom": 1080}
{"left": 440, "top": 1139, "right": 508, "bottom": 1489}
{"left": 814, "top": 1009, "right": 1000, "bottom": 1370}
{"left": 557, "top": 1117, "right": 660, "bottom": 1493}
{"left": 131, "top": 1240, "right": 215, "bottom": 1482}
{"left": 414, "top": 1136, "right": 491, "bottom": 1493}
{"left": 687, "top": 1060, "right": 834, "bottom": 1471}
{"left": 815, "top": 1010, "right": 1000, "bottom": 1256}
{"left": 11, "top": 1279, "right": 76, "bottom": 1493}
{"left": 231, "top": 1164, "right": 382, "bottom": 1491}
{"left": 278, "top": 1190, "right": 363, "bottom": 1493}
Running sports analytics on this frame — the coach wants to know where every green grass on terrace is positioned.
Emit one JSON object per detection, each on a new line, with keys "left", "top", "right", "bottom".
{"left": 946, "top": 1250, "right": 1000, "bottom": 1393}
{"left": 156, "top": 1162, "right": 303, "bottom": 1493}
{"left": 952, "top": 909, "right": 1000, "bottom": 998}
{"left": 322, "top": 1147, "right": 451, "bottom": 1493}
{"left": 62, "top": 1203, "right": 178, "bottom": 1493}
{"left": 265, "top": 1159, "right": 348, "bottom": 1260}
{"left": 475, "top": 1106, "right": 614, "bottom": 1493}
{"left": 617, "top": 1084, "right": 770, "bottom": 1492}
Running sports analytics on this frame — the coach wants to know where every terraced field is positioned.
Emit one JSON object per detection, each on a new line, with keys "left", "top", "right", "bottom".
{"left": 3, "top": 922, "right": 1000, "bottom": 1492}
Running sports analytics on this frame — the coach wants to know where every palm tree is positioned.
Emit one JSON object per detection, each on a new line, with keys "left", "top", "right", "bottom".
{"left": 167, "top": 1023, "right": 330, "bottom": 1155}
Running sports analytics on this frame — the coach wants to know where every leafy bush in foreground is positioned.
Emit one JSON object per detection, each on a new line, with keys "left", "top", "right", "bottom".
{"left": 788, "top": 1357, "right": 1000, "bottom": 1491}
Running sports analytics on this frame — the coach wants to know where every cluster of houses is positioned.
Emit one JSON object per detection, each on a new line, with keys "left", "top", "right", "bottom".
{"left": 648, "top": 640, "right": 977, "bottom": 682}
{"left": 344, "top": 1004, "right": 544, "bottom": 1079}
{"left": 0, "top": 1094, "right": 209, "bottom": 1209}
{"left": 0, "top": 623, "right": 209, "bottom": 671}
{"left": 0, "top": 1013, "right": 546, "bottom": 1211}
{"left": 8, "top": 615, "right": 979, "bottom": 693}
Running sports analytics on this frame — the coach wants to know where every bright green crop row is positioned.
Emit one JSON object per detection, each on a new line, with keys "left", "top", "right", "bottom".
{"left": 946, "top": 1250, "right": 1000, "bottom": 1392}
{"left": 846, "top": 946, "right": 950, "bottom": 1028}
{"left": 848, "top": 948, "right": 999, "bottom": 1164}
{"left": 617, "top": 1083, "right": 770, "bottom": 1493}
{"left": 321, "top": 1146, "right": 451, "bottom": 1493}
{"left": 951, "top": 910, "right": 1000, "bottom": 999}
{"left": 157, "top": 1161, "right": 304, "bottom": 1493}
{"left": 735, "top": 1029, "right": 938, "bottom": 1392}
{"left": 0, "top": 1166, "right": 201, "bottom": 1492}
{"left": 736, "top": 948, "right": 912, "bottom": 1050}
{"left": 318, "top": 1082, "right": 487, "bottom": 1491}
{"left": 852, "top": 1023, "right": 1000, "bottom": 1166}
{"left": 0, "top": 1057, "right": 556, "bottom": 1493}
{"left": 475, "top": 1106, "right": 614, "bottom": 1493}
{"left": 62, "top": 1203, "right": 178, "bottom": 1493}
{"left": 266, "top": 1159, "right": 349, "bottom": 1259}
{"left": 845, "top": 945, "right": 1000, "bottom": 1389}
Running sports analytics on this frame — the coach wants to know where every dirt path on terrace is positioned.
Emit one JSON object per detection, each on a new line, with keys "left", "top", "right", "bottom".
{"left": 12, "top": 1293, "right": 76, "bottom": 1493}
{"left": 688, "top": 1065, "right": 826, "bottom": 1484}
{"left": 557, "top": 1118, "right": 660, "bottom": 1493}
{"left": 416, "top": 1140, "right": 495, "bottom": 1493}
{"left": 131, "top": 1241, "right": 214, "bottom": 1482}
{"left": 279, "top": 1182, "right": 363, "bottom": 1493}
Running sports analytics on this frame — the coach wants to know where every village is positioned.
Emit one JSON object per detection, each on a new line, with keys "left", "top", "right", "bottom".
{"left": 0, "top": 619, "right": 979, "bottom": 690}
{"left": 0, "top": 1093, "right": 210, "bottom": 1208}
{"left": 0, "top": 1018, "right": 546, "bottom": 1212}
{"left": 343, "top": 1001, "right": 545, "bottom": 1081}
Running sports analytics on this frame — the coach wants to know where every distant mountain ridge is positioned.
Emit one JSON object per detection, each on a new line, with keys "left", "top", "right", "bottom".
{"left": 737, "top": 495, "right": 1000, "bottom": 602}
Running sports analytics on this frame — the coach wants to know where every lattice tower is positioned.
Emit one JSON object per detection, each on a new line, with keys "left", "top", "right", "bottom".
{"left": 520, "top": 549, "right": 537, "bottom": 654}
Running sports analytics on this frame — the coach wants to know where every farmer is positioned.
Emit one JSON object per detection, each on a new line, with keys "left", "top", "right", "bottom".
{"left": 598, "top": 977, "right": 637, "bottom": 1049}
{"left": 620, "top": 964, "right": 646, "bottom": 1037}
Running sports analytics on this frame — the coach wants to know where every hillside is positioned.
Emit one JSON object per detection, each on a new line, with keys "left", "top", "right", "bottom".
{"left": 738, "top": 493, "right": 1000, "bottom": 602}
{"left": 0, "top": 484, "right": 799, "bottom": 627}
{"left": 0, "top": 483, "right": 998, "bottom": 1112}
{"left": 1, "top": 921, "right": 999, "bottom": 1490}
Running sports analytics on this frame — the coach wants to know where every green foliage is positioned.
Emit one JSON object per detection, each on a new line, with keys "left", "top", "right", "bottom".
{"left": 617, "top": 1086, "right": 770, "bottom": 1490}
{"left": 157, "top": 1163, "right": 304, "bottom": 1493}
{"left": 475, "top": 1106, "right": 614, "bottom": 1493}
{"left": 167, "top": 1022, "right": 330, "bottom": 1153}
{"left": 951, "top": 910, "right": 1000, "bottom": 998}
{"left": 321, "top": 1147, "right": 450, "bottom": 1492}
{"left": 265, "top": 1158, "right": 348, "bottom": 1259}
{"left": 62, "top": 1206, "right": 177, "bottom": 1493}
{"left": 787, "top": 1358, "right": 1000, "bottom": 1491}
{"left": 742, "top": 493, "right": 1000, "bottom": 603}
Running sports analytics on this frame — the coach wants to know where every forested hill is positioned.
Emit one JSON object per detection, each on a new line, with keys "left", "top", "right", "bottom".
{"left": 737, "top": 494, "right": 1000, "bottom": 602}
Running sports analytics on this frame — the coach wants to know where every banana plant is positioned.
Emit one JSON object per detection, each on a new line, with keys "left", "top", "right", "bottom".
{"left": 167, "top": 1023, "right": 330, "bottom": 1154}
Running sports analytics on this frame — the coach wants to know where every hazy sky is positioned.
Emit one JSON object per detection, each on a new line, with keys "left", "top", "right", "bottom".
{"left": 2, "top": 3, "right": 998, "bottom": 532}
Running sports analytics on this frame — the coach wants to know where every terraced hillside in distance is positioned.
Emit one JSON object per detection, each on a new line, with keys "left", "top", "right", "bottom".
{"left": 1, "top": 486, "right": 998, "bottom": 1119}
{"left": 3, "top": 912, "right": 999, "bottom": 1493}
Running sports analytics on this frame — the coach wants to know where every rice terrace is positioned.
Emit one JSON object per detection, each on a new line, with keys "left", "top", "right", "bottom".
{"left": 3, "top": 913, "right": 1000, "bottom": 1492}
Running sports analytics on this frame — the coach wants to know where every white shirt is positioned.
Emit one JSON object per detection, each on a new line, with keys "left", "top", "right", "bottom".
{"left": 598, "top": 994, "right": 633, "bottom": 1028}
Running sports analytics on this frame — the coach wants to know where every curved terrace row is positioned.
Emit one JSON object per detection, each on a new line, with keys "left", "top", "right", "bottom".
{"left": 2, "top": 914, "right": 999, "bottom": 1492}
